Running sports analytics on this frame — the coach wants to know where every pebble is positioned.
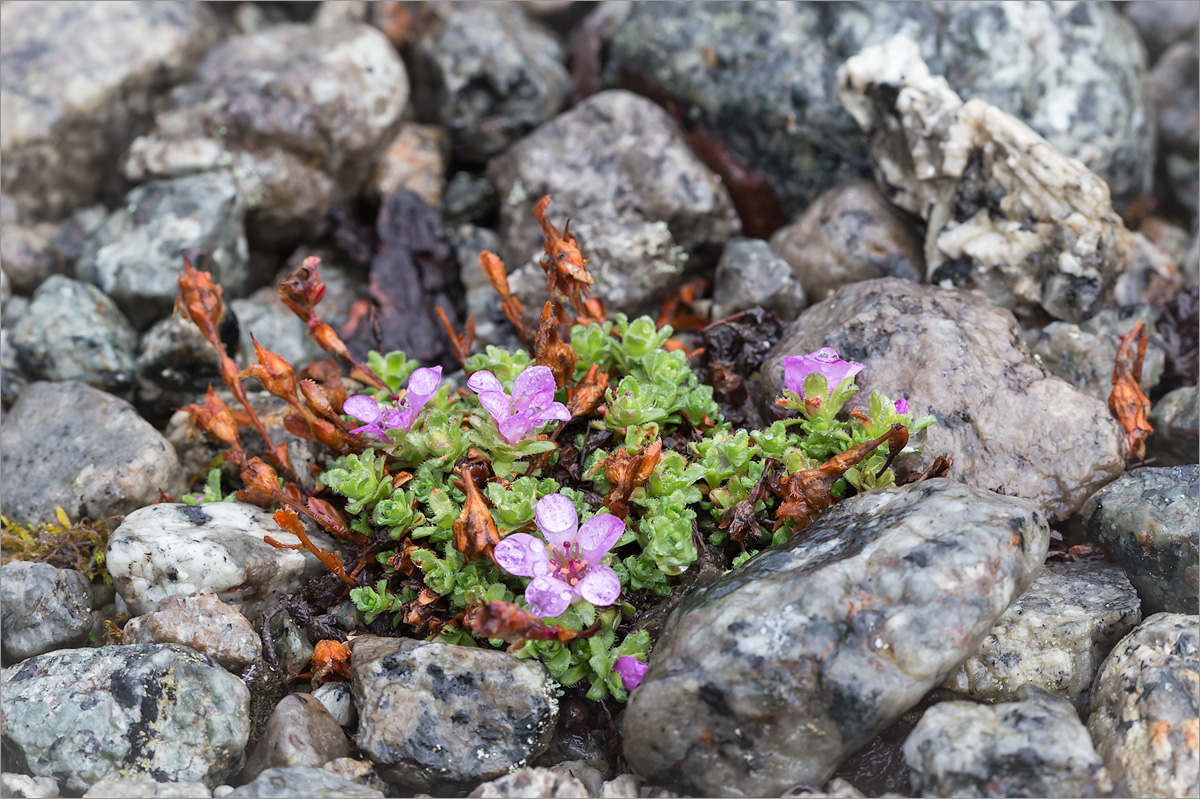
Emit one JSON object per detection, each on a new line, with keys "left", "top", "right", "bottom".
{"left": 709, "top": 238, "right": 806, "bottom": 322}
{"left": 0, "top": 561, "right": 94, "bottom": 666}
{"left": 135, "top": 313, "right": 228, "bottom": 427}
{"left": 81, "top": 777, "right": 213, "bottom": 798}
{"left": 621, "top": 479, "right": 1049, "bottom": 797}
{"left": 350, "top": 636, "right": 558, "bottom": 792}
{"left": 1150, "top": 37, "right": 1199, "bottom": 214}
{"left": 0, "top": 773, "right": 60, "bottom": 798}
{"left": 0, "top": 202, "right": 105, "bottom": 295}
{"left": 312, "top": 681, "right": 356, "bottom": 728}
{"left": 120, "top": 590, "right": 262, "bottom": 671}
{"left": 1, "top": 644, "right": 249, "bottom": 793}
{"left": 239, "top": 693, "right": 350, "bottom": 784}
{"left": 1087, "top": 612, "right": 1199, "bottom": 798}
{"left": 467, "top": 767, "right": 589, "bottom": 799}
{"left": 1148, "top": 385, "right": 1199, "bottom": 467}
{"left": 369, "top": 124, "right": 450, "bottom": 207}
{"left": 224, "top": 767, "right": 383, "bottom": 799}
{"left": 905, "top": 686, "right": 1113, "bottom": 798}
{"left": 0, "top": 380, "right": 186, "bottom": 526}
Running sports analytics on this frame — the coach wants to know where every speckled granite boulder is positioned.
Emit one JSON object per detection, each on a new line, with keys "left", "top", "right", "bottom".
{"left": 488, "top": 90, "right": 738, "bottom": 318}
{"left": 0, "top": 561, "right": 94, "bottom": 665}
{"left": 224, "top": 767, "right": 382, "bottom": 798}
{"left": 81, "top": 777, "right": 212, "bottom": 798}
{"left": 312, "top": 682, "right": 356, "bottom": 729}
{"left": 411, "top": 2, "right": 570, "bottom": 165}
{"left": 838, "top": 35, "right": 1132, "bottom": 323}
{"left": 941, "top": 562, "right": 1142, "bottom": 713}
{"left": 0, "top": 1, "right": 220, "bottom": 221}
{"left": 0, "top": 381, "right": 186, "bottom": 525}
{"left": 0, "top": 644, "right": 249, "bottom": 793}
{"left": 120, "top": 590, "right": 261, "bottom": 671}
{"left": 1150, "top": 37, "right": 1199, "bottom": 215}
{"left": 759, "top": 278, "right": 1126, "bottom": 521}
{"left": 350, "top": 636, "right": 558, "bottom": 792}
{"left": 240, "top": 693, "right": 350, "bottom": 784}
{"left": 905, "top": 686, "right": 1112, "bottom": 798}
{"left": 768, "top": 180, "right": 924, "bottom": 304}
{"left": 106, "top": 502, "right": 335, "bottom": 619}
{"left": 467, "top": 767, "right": 588, "bottom": 798}
{"left": 1148, "top": 385, "right": 1199, "bottom": 467}
{"left": 622, "top": 479, "right": 1050, "bottom": 797}
{"left": 0, "top": 774, "right": 60, "bottom": 798}
{"left": 710, "top": 238, "right": 806, "bottom": 321}
{"left": 1082, "top": 465, "right": 1199, "bottom": 614}
{"left": 1088, "top": 612, "right": 1199, "bottom": 799}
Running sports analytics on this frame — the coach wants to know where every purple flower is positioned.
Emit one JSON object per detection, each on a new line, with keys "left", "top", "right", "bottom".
{"left": 467, "top": 365, "right": 571, "bottom": 444}
{"left": 613, "top": 656, "right": 648, "bottom": 691}
{"left": 894, "top": 397, "right": 909, "bottom": 415}
{"left": 343, "top": 366, "right": 442, "bottom": 440}
{"left": 782, "top": 348, "right": 865, "bottom": 399}
{"left": 493, "top": 494, "right": 623, "bottom": 618}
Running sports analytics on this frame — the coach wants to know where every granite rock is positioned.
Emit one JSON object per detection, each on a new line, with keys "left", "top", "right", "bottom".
{"left": 0, "top": 774, "right": 60, "bottom": 798}
{"left": 311, "top": 681, "right": 356, "bottom": 729}
{"left": 1124, "top": 0, "right": 1200, "bottom": 61}
{"left": 81, "top": 778, "right": 213, "bottom": 798}
{"left": 621, "top": 479, "right": 1050, "bottom": 797}
{"left": 1150, "top": 37, "right": 1199, "bottom": 215}
{"left": 710, "top": 238, "right": 806, "bottom": 321}
{"left": 0, "top": 561, "right": 94, "bottom": 666}
{"left": 369, "top": 124, "right": 449, "bottom": 207}
{"left": 120, "top": 590, "right": 261, "bottom": 671}
{"left": 467, "top": 767, "right": 589, "bottom": 799}
{"left": 240, "top": 693, "right": 350, "bottom": 784}
{"left": 1148, "top": 385, "right": 1199, "bottom": 467}
{"left": 0, "top": 202, "right": 107, "bottom": 296}
{"left": 224, "top": 767, "right": 382, "bottom": 799}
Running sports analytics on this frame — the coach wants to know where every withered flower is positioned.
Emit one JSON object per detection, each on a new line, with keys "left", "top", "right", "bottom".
{"left": 1109, "top": 319, "right": 1153, "bottom": 463}
{"left": 451, "top": 464, "right": 501, "bottom": 561}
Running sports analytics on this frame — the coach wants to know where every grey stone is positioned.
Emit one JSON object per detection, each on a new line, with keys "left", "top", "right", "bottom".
{"left": 453, "top": 224, "right": 522, "bottom": 350}
{"left": 905, "top": 686, "right": 1112, "bottom": 798}
{"left": 135, "top": 313, "right": 228, "bottom": 427}
{"left": 621, "top": 479, "right": 1050, "bottom": 797}
{"left": 1087, "top": 612, "right": 1200, "bottom": 799}
{"left": 312, "top": 681, "right": 356, "bottom": 728}
{"left": 350, "top": 636, "right": 558, "bottom": 791}
{"left": 604, "top": 1, "right": 1153, "bottom": 215}
{"left": 759, "top": 278, "right": 1126, "bottom": 522}
{"left": 534, "top": 725, "right": 612, "bottom": 781}
{"left": 838, "top": 35, "right": 1132, "bottom": 323}
{"left": 940, "top": 561, "right": 1142, "bottom": 713}
{"left": 120, "top": 590, "right": 262, "bottom": 671}
{"left": 10, "top": 275, "right": 138, "bottom": 396}
{"left": 0, "top": 644, "right": 249, "bottom": 793}
{"left": 0, "top": 381, "right": 186, "bottom": 525}
{"left": 412, "top": 2, "right": 570, "bottom": 165}
{"left": 319, "top": 760, "right": 385, "bottom": 796}
{"left": 225, "top": 767, "right": 382, "bottom": 798}
{"left": 488, "top": 90, "right": 739, "bottom": 318}
{"left": 240, "top": 693, "right": 350, "bottom": 784}
{"left": 106, "top": 502, "right": 336, "bottom": 619}
{"left": 443, "top": 172, "right": 499, "bottom": 227}
{"left": 81, "top": 778, "right": 213, "bottom": 798}
{"left": 467, "top": 768, "right": 589, "bottom": 798}
{"left": 768, "top": 180, "right": 924, "bottom": 305}
{"left": 0, "top": 1, "right": 220, "bottom": 221}
{"left": 369, "top": 124, "right": 449, "bottom": 207}
{"left": 547, "top": 761, "right": 604, "bottom": 798}
{"left": 0, "top": 774, "right": 60, "bottom": 798}
{"left": 1111, "top": 228, "right": 1190, "bottom": 309}
{"left": 1081, "top": 465, "right": 1199, "bottom": 614}
{"left": 75, "top": 172, "right": 251, "bottom": 330}
{"left": 598, "top": 774, "right": 640, "bottom": 799}
{"left": 1150, "top": 38, "right": 1199, "bottom": 214}
{"left": 267, "top": 611, "right": 314, "bottom": 678}
{"left": 124, "top": 23, "right": 408, "bottom": 248}
{"left": 1022, "top": 306, "right": 1166, "bottom": 402}
{"left": 0, "top": 325, "right": 27, "bottom": 409}
{"left": 0, "top": 201, "right": 106, "bottom": 296}
{"left": 1148, "top": 385, "right": 1199, "bottom": 467}
{"left": 1124, "top": 0, "right": 1200, "bottom": 61}
{"left": 311, "top": 2, "right": 370, "bottom": 29}
{"left": 0, "top": 561, "right": 94, "bottom": 666}
{"left": 710, "top": 238, "right": 806, "bottom": 321}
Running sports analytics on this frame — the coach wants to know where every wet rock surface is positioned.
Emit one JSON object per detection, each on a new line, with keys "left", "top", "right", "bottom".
{"left": 622, "top": 479, "right": 1049, "bottom": 797}
{"left": 1081, "top": 465, "right": 1199, "bottom": 615}
{"left": 0, "top": 644, "right": 249, "bottom": 793}
{"left": 905, "top": 686, "right": 1112, "bottom": 798}
{"left": 1148, "top": 385, "right": 1199, "bottom": 467}
{"left": 239, "top": 693, "right": 350, "bottom": 784}
{"left": 0, "top": 562, "right": 94, "bottom": 666}
{"left": 225, "top": 767, "right": 382, "bottom": 798}
{"left": 940, "top": 561, "right": 1142, "bottom": 713}
{"left": 0, "top": 381, "right": 185, "bottom": 525}
{"left": 760, "top": 278, "right": 1126, "bottom": 521}
{"left": 1087, "top": 612, "right": 1199, "bottom": 799}
{"left": 120, "top": 590, "right": 262, "bottom": 671}
{"left": 349, "top": 636, "right": 558, "bottom": 792}
{"left": 467, "top": 767, "right": 589, "bottom": 798}
{"left": 710, "top": 237, "right": 806, "bottom": 322}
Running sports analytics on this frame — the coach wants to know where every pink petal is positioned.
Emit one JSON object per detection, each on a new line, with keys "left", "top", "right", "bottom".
{"left": 535, "top": 494, "right": 578, "bottom": 550}
{"left": 478, "top": 391, "right": 513, "bottom": 425}
{"left": 493, "top": 533, "right": 548, "bottom": 578}
{"left": 613, "top": 656, "right": 648, "bottom": 691}
{"left": 343, "top": 395, "right": 381, "bottom": 423}
{"left": 894, "top": 397, "right": 909, "bottom": 415}
{"left": 576, "top": 513, "right": 624, "bottom": 562}
{"left": 467, "top": 370, "right": 505, "bottom": 395}
{"left": 525, "top": 575, "right": 573, "bottom": 618}
{"left": 498, "top": 414, "right": 532, "bottom": 445}
{"left": 406, "top": 366, "right": 442, "bottom": 406}
{"left": 513, "top": 365, "right": 557, "bottom": 408}
{"left": 349, "top": 422, "right": 387, "bottom": 441}
{"left": 533, "top": 402, "right": 572, "bottom": 426}
{"left": 577, "top": 565, "right": 621, "bottom": 607}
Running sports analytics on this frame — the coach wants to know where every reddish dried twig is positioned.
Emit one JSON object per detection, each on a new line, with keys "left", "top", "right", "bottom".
{"left": 464, "top": 600, "right": 593, "bottom": 644}
{"left": 657, "top": 278, "right": 710, "bottom": 333}
{"left": 1109, "top": 319, "right": 1154, "bottom": 463}
{"left": 267, "top": 507, "right": 355, "bottom": 587}
{"left": 534, "top": 301, "right": 578, "bottom": 390}
{"left": 533, "top": 196, "right": 597, "bottom": 319}
{"left": 480, "top": 251, "right": 533, "bottom": 347}
{"left": 436, "top": 306, "right": 475, "bottom": 366}
{"left": 452, "top": 463, "right": 500, "bottom": 562}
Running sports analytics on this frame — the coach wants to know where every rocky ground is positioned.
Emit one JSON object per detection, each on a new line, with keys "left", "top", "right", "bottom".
{"left": 1, "top": 2, "right": 1197, "bottom": 798}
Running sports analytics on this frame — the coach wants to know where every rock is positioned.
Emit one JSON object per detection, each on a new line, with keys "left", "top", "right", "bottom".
{"left": 266, "top": 611, "right": 314, "bottom": 679}
{"left": 1124, "top": 0, "right": 1200, "bottom": 61}
{"left": 547, "top": 761, "right": 604, "bottom": 797}
{"left": 453, "top": 224, "right": 522, "bottom": 350}
{"left": 225, "top": 767, "right": 382, "bottom": 798}
{"left": 124, "top": 23, "right": 408, "bottom": 248}
{"left": 120, "top": 590, "right": 261, "bottom": 671}
{"left": 411, "top": 2, "right": 570, "bottom": 165}
{"left": 838, "top": 35, "right": 1132, "bottom": 323}
{"left": 905, "top": 686, "right": 1112, "bottom": 798}
{"left": 1150, "top": 38, "right": 1199, "bottom": 214}
{"left": 240, "top": 693, "right": 350, "bottom": 784}
{"left": 604, "top": 1, "right": 1153, "bottom": 214}
{"left": 0, "top": 774, "right": 60, "bottom": 798}
{"left": 768, "top": 181, "right": 924, "bottom": 304}
{"left": 0, "top": 381, "right": 185, "bottom": 525}
{"left": 1081, "top": 465, "right": 1199, "bottom": 615}
{"left": 350, "top": 636, "right": 558, "bottom": 792}
{"left": 759, "top": 278, "right": 1126, "bottom": 521}
{"left": 1087, "top": 612, "right": 1199, "bottom": 798}
{"left": 135, "top": 313, "right": 229, "bottom": 427}
{"left": 369, "top": 124, "right": 449, "bottom": 207}
{"left": 82, "top": 778, "right": 213, "bottom": 798}
{"left": 1022, "top": 306, "right": 1166, "bottom": 402}
{"left": 940, "top": 561, "right": 1142, "bottom": 713}
{"left": 710, "top": 238, "right": 805, "bottom": 321}
{"left": 488, "top": 90, "right": 739, "bottom": 318}
{"left": 0, "top": 326, "right": 28, "bottom": 410}
{"left": 10, "top": 275, "right": 139, "bottom": 397}
{"left": 0, "top": 1, "right": 220, "bottom": 221}
{"left": 312, "top": 681, "right": 356, "bottom": 728}
{"left": 0, "top": 561, "right": 94, "bottom": 666}
{"left": 311, "top": 1, "right": 370, "bottom": 29}
{"left": 467, "top": 767, "right": 589, "bottom": 798}
{"left": 443, "top": 172, "right": 499, "bottom": 227}
{"left": 598, "top": 774, "right": 640, "bottom": 799}
{"left": 106, "top": 502, "right": 336, "bottom": 619}
{"left": 75, "top": 172, "right": 251, "bottom": 330}
{"left": 1139, "top": 217, "right": 1194, "bottom": 266}
{"left": 1148, "top": 385, "right": 1199, "bottom": 467}
{"left": 319, "top": 760, "right": 386, "bottom": 796}
{"left": 0, "top": 202, "right": 106, "bottom": 295}
{"left": 0, "top": 644, "right": 249, "bottom": 793}
{"left": 621, "top": 479, "right": 1049, "bottom": 797}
